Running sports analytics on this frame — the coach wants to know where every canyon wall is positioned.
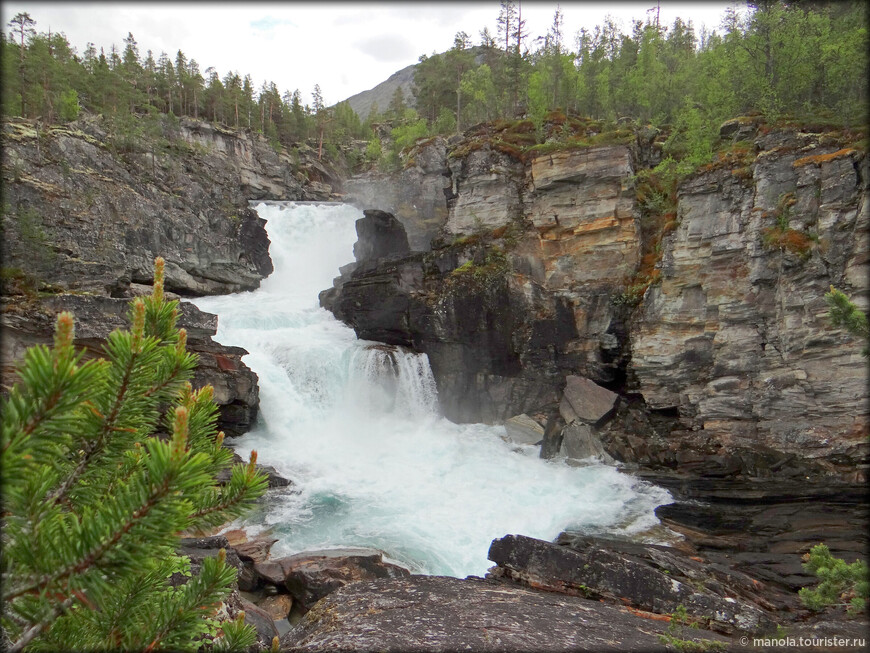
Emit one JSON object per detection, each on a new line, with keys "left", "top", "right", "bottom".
{"left": 1, "top": 114, "right": 333, "bottom": 436}
{"left": 2, "top": 115, "right": 338, "bottom": 297}
{"left": 326, "top": 123, "right": 868, "bottom": 480}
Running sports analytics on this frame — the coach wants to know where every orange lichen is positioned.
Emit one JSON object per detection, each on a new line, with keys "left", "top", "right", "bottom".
{"left": 793, "top": 148, "right": 855, "bottom": 168}
{"left": 762, "top": 226, "right": 814, "bottom": 256}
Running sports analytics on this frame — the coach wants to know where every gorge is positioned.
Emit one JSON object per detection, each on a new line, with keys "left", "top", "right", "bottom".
{"left": 2, "top": 110, "right": 867, "bottom": 650}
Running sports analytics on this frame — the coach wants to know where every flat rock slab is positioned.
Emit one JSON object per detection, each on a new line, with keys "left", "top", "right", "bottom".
{"left": 489, "top": 534, "right": 772, "bottom": 633}
{"left": 560, "top": 376, "right": 618, "bottom": 425}
{"left": 281, "top": 575, "right": 729, "bottom": 652}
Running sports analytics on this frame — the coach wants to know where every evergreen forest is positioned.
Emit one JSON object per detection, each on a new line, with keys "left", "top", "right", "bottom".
{"left": 2, "top": 1, "right": 867, "bottom": 173}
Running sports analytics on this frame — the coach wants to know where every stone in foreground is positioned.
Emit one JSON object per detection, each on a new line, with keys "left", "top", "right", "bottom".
{"left": 488, "top": 534, "right": 772, "bottom": 633}
{"left": 280, "top": 575, "right": 729, "bottom": 652}
{"left": 254, "top": 547, "right": 410, "bottom": 612}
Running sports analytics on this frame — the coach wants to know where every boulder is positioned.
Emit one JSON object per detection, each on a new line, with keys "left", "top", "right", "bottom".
{"left": 239, "top": 597, "right": 279, "bottom": 648}
{"left": 487, "top": 534, "right": 773, "bottom": 633}
{"left": 254, "top": 548, "right": 411, "bottom": 613}
{"left": 257, "top": 594, "right": 294, "bottom": 621}
{"left": 503, "top": 414, "right": 544, "bottom": 446}
{"left": 234, "top": 535, "right": 279, "bottom": 564}
{"left": 280, "top": 575, "right": 731, "bottom": 651}
{"left": 283, "top": 549, "right": 411, "bottom": 613}
{"left": 559, "top": 376, "right": 618, "bottom": 425}
{"left": 561, "top": 421, "right": 616, "bottom": 463}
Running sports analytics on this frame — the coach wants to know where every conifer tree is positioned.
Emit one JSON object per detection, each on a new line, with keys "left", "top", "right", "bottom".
{"left": 1, "top": 258, "right": 269, "bottom": 652}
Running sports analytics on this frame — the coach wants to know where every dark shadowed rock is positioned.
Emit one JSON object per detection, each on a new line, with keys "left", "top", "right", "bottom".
{"left": 239, "top": 597, "right": 279, "bottom": 648}
{"left": 170, "top": 536, "right": 244, "bottom": 587}
{"left": 488, "top": 534, "right": 773, "bottom": 633}
{"left": 539, "top": 413, "right": 565, "bottom": 460}
{"left": 280, "top": 575, "right": 731, "bottom": 652}
{"left": 352, "top": 209, "right": 410, "bottom": 262}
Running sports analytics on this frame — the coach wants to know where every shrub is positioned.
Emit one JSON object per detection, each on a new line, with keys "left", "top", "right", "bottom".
{"left": 799, "top": 544, "right": 869, "bottom": 615}
{"left": 0, "top": 258, "right": 269, "bottom": 651}
{"left": 825, "top": 286, "right": 869, "bottom": 357}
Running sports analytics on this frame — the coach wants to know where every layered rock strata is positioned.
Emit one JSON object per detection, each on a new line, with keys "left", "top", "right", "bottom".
{"left": 329, "top": 125, "right": 868, "bottom": 479}
{"left": 631, "top": 137, "right": 868, "bottom": 476}
{"left": 1, "top": 115, "right": 335, "bottom": 296}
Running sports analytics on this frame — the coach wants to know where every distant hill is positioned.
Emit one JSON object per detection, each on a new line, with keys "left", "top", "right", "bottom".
{"left": 342, "top": 63, "right": 417, "bottom": 121}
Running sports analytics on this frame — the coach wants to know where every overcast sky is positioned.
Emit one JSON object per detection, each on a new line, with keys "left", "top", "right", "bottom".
{"left": 1, "top": 2, "right": 740, "bottom": 108}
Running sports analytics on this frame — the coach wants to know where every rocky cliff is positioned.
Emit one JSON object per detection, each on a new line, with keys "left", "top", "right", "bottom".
{"left": 324, "top": 121, "right": 868, "bottom": 481}
{"left": 1, "top": 114, "right": 339, "bottom": 296}
{"left": 342, "top": 137, "right": 451, "bottom": 250}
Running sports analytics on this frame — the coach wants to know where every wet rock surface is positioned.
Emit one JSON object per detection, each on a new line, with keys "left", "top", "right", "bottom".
{"left": 488, "top": 534, "right": 773, "bottom": 633}
{"left": 279, "top": 575, "right": 729, "bottom": 652}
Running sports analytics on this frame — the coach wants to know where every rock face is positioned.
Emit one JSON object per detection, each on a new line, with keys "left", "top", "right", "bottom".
{"left": 630, "top": 137, "right": 868, "bottom": 477}
{"left": 280, "top": 575, "right": 729, "bottom": 652}
{"left": 1, "top": 115, "right": 335, "bottom": 297}
{"left": 0, "top": 294, "right": 258, "bottom": 438}
{"left": 330, "top": 125, "right": 868, "bottom": 478}
{"left": 352, "top": 209, "right": 410, "bottom": 262}
{"left": 343, "top": 137, "right": 450, "bottom": 250}
{"left": 445, "top": 145, "right": 525, "bottom": 234}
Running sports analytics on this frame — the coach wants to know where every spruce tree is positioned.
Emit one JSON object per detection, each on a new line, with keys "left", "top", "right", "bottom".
{"left": 1, "top": 258, "right": 269, "bottom": 652}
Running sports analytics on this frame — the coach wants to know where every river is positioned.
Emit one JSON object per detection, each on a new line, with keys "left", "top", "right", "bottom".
{"left": 192, "top": 202, "right": 670, "bottom": 577}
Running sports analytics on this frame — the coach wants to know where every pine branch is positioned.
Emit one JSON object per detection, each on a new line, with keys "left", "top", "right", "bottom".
{"left": 8, "top": 596, "right": 74, "bottom": 653}
{"left": 6, "top": 475, "right": 173, "bottom": 601}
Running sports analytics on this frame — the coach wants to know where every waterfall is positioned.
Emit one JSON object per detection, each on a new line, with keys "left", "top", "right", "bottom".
{"left": 193, "top": 202, "right": 671, "bottom": 577}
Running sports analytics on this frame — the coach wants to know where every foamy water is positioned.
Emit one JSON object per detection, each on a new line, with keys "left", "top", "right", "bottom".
{"left": 192, "top": 202, "right": 670, "bottom": 577}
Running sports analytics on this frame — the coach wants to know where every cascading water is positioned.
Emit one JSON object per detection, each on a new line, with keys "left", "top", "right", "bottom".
{"left": 193, "top": 202, "right": 671, "bottom": 577}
